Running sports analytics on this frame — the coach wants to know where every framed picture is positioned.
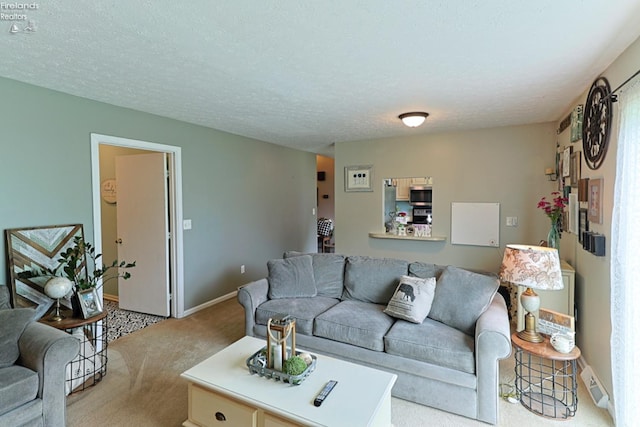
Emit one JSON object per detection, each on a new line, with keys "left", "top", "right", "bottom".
{"left": 568, "top": 193, "right": 578, "bottom": 234}
{"left": 570, "top": 151, "right": 581, "bottom": 186}
{"left": 579, "top": 208, "right": 589, "bottom": 244}
{"left": 562, "top": 146, "right": 572, "bottom": 177}
{"left": 588, "top": 178, "right": 603, "bottom": 224}
{"left": 344, "top": 165, "right": 373, "bottom": 192}
{"left": 5, "top": 224, "right": 86, "bottom": 319}
{"left": 78, "top": 288, "right": 103, "bottom": 319}
{"left": 578, "top": 178, "right": 589, "bottom": 202}
{"left": 570, "top": 104, "right": 583, "bottom": 143}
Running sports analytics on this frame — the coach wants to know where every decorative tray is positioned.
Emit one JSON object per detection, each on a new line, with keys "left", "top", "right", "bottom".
{"left": 246, "top": 347, "right": 317, "bottom": 385}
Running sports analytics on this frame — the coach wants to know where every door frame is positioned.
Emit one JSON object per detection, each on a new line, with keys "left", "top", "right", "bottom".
{"left": 90, "top": 133, "right": 185, "bottom": 318}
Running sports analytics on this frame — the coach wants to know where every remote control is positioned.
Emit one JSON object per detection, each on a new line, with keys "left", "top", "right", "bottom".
{"left": 314, "top": 380, "right": 338, "bottom": 407}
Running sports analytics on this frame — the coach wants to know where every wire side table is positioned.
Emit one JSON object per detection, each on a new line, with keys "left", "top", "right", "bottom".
{"left": 41, "top": 310, "right": 108, "bottom": 393}
{"left": 511, "top": 333, "right": 581, "bottom": 419}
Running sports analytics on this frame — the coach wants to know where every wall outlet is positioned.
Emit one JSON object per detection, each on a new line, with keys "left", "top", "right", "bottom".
{"left": 183, "top": 219, "right": 192, "bottom": 230}
{"left": 240, "top": 265, "right": 245, "bottom": 274}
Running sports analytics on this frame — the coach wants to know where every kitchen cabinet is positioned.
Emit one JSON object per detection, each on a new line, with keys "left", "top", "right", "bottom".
{"left": 393, "top": 178, "right": 411, "bottom": 200}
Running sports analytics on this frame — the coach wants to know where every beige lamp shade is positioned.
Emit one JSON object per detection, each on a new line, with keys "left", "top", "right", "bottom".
{"left": 499, "top": 244, "right": 563, "bottom": 290}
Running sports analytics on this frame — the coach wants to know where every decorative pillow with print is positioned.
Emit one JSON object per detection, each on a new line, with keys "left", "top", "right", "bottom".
{"left": 384, "top": 275, "right": 437, "bottom": 323}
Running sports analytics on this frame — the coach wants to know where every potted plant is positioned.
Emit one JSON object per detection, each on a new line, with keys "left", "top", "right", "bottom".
{"left": 50, "top": 236, "right": 136, "bottom": 316}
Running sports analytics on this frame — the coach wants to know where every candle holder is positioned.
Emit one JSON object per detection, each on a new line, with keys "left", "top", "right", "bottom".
{"left": 266, "top": 314, "right": 296, "bottom": 371}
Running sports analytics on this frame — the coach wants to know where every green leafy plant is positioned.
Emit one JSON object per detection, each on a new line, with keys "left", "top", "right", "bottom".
{"left": 52, "top": 235, "right": 136, "bottom": 292}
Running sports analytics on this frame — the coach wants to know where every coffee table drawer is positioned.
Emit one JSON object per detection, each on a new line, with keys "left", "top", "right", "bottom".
{"left": 189, "top": 384, "right": 258, "bottom": 427}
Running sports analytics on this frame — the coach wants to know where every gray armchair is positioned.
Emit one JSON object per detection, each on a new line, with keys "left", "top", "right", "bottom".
{"left": 0, "top": 286, "right": 80, "bottom": 427}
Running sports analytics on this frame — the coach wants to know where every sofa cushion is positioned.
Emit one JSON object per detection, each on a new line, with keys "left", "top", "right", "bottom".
{"left": 0, "top": 308, "right": 36, "bottom": 368}
{"left": 0, "top": 365, "right": 39, "bottom": 415}
{"left": 267, "top": 255, "right": 317, "bottom": 299}
{"left": 314, "top": 300, "right": 395, "bottom": 351}
{"left": 385, "top": 317, "right": 476, "bottom": 374}
{"left": 428, "top": 266, "right": 499, "bottom": 336}
{"left": 384, "top": 276, "right": 436, "bottom": 323}
{"left": 284, "top": 252, "right": 345, "bottom": 299}
{"left": 256, "top": 297, "right": 339, "bottom": 335}
{"left": 342, "top": 256, "right": 409, "bottom": 304}
{"left": 408, "top": 262, "right": 446, "bottom": 280}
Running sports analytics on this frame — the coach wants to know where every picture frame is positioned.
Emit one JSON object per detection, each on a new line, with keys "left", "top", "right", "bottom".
{"left": 344, "top": 165, "right": 373, "bottom": 192}
{"left": 568, "top": 193, "right": 578, "bottom": 234}
{"left": 562, "top": 146, "right": 572, "bottom": 177}
{"left": 570, "top": 151, "right": 581, "bottom": 186}
{"left": 538, "top": 308, "right": 575, "bottom": 336}
{"left": 78, "top": 288, "right": 103, "bottom": 319}
{"left": 579, "top": 208, "right": 589, "bottom": 244}
{"left": 588, "top": 178, "right": 603, "bottom": 224}
{"left": 570, "top": 104, "right": 583, "bottom": 143}
{"left": 578, "top": 178, "right": 589, "bottom": 202}
{"left": 5, "top": 224, "right": 86, "bottom": 319}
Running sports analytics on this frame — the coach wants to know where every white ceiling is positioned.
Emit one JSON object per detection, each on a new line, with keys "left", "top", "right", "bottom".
{"left": 2, "top": 1, "right": 640, "bottom": 156}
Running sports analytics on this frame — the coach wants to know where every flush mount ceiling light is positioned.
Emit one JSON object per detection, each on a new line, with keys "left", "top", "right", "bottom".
{"left": 399, "top": 112, "right": 429, "bottom": 128}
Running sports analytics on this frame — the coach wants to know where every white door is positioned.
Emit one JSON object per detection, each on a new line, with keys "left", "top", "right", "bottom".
{"left": 115, "top": 152, "right": 170, "bottom": 316}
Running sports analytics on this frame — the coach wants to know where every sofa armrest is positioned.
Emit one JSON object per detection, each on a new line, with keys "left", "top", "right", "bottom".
{"left": 18, "top": 321, "right": 80, "bottom": 426}
{"left": 474, "top": 293, "right": 512, "bottom": 425}
{"left": 237, "top": 278, "right": 269, "bottom": 337}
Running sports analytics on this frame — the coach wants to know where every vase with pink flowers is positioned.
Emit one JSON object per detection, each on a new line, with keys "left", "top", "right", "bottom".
{"left": 537, "top": 192, "right": 568, "bottom": 250}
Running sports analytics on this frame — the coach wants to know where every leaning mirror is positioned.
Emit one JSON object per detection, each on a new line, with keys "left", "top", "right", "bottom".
{"left": 5, "top": 224, "right": 85, "bottom": 318}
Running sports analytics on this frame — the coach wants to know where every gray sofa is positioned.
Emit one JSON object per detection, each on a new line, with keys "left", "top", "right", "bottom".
{"left": 0, "top": 286, "right": 80, "bottom": 427}
{"left": 237, "top": 253, "right": 511, "bottom": 425}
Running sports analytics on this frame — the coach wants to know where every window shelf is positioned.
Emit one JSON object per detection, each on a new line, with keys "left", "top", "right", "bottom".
{"left": 368, "top": 232, "right": 446, "bottom": 242}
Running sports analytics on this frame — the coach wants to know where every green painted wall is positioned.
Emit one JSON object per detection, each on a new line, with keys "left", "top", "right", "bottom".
{"left": 334, "top": 122, "right": 558, "bottom": 271}
{"left": 0, "top": 77, "right": 317, "bottom": 310}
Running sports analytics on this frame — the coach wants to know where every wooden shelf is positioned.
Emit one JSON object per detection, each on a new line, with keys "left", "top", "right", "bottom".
{"left": 368, "top": 232, "right": 446, "bottom": 242}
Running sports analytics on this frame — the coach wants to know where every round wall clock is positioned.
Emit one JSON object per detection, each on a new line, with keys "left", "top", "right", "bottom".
{"left": 582, "top": 77, "right": 613, "bottom": 170}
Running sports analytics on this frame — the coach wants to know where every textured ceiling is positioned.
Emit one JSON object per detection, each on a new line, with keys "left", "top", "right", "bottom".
{"left": 2, "top": 1, "right": 640, "bottom": 155}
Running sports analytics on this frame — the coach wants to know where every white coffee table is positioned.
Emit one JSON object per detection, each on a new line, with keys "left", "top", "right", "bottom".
{"left": 181, "top": 336, "right": 397, "bottom": 427}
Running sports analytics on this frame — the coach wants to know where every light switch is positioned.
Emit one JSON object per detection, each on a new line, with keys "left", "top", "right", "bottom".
{"left": 506, "top": 217, "right": 518, "bottom": 227}
{"left": 183, "top": 219, "right": 192, "bottom": 230}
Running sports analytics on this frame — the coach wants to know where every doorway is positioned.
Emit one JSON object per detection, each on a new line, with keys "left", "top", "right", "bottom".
{"left": 90, "top": 133, "right": 185, "bottom": 318}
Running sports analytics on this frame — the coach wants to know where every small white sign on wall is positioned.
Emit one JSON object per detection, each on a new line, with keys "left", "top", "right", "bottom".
{"left": 451, "top": 202, "right": 500, "bottom": 247}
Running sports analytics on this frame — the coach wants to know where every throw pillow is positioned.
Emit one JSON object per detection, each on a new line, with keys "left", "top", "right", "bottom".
{"left": 284, "top": 251, "right": 345, "bottom": 299}
{"left": 428, "top": 265, "right": 499, "bottom": 336}
{"left": 384, "top": 275, "right": 436, "bottom": 323}
{"left": 267, "top": 255, "right": 317, "bottom": 299}
{"left": 0, "top": 308, "right": 36, "bottom": 368}
{"left": 342, "top": 256, "right": 409, "bottom": 304}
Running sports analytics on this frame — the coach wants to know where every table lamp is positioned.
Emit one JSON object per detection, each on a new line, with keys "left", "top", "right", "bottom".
{"left": 499, "top": 244, "right": 563, "bottom": 343}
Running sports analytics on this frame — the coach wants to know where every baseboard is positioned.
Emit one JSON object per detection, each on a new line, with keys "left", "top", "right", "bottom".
{"left": 104, "top": 293, "right": 119, "bottom": 303}
{"left": 103, "top": 291, "right": 236, "bottom": 318}
{"left": 181, "top": 290, "right": 238, "bottom": 317}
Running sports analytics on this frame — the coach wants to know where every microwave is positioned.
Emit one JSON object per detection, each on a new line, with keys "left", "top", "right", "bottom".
{"left": 409, "top": 186, "right": 432, "bottom": 206}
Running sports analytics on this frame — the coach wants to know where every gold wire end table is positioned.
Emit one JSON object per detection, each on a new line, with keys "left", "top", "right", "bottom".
{"left": 511, "top": 332, "right": 581, "bottom": 419}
